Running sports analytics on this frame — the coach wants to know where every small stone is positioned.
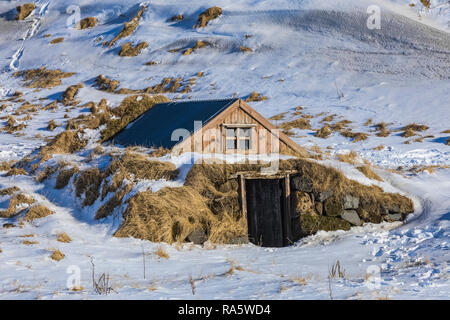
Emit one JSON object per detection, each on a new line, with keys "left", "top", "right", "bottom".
{"left": 318, "top": 190, "right": 333, "bottom": 202}
{"left": 344, "top": 195, "right": 359, "bottom": 209}
{"left": 291, "top": 176, "right": 313, "bottom": 193}
{"left": 295, "top": 191, "right": 314, "bottom": 215}
{"left": 186, "top": 229, "right": 207, "bottom": 245}
{"left": 388, "top": 213, "right": 402, "bottom": 221}
{"left": 341, "top": 210, "right": 362, "bottom": 226}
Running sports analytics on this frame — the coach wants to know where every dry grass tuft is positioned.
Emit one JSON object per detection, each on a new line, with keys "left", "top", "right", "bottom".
{"left": 337, "top": 151, "right": 358, "bottom": 164}
{"left": 315, "top": 124, "right": 332, "bottom": 139}
{"left": 56, "top": 232, "right": 72, "bottom": 243}
{"left": 340, "top": 130, "right": 369, "bottom": 142}
{"left": 108, "top": 5, "right": 146, "bottom": 47}
{"left": 55, "top": 167, "right": 79, "bottom": 189}
{"left": 245, "top": 91, "right": 268, "bottom": 102}
{"left": 420, "top": 0, "right": 431, "bottom": 8}
{"left": 269, "top": 112, "right": 287, "bottom": 121}
{"left": 95, "top": 184, "right": 132, "bottom": 219}
{"left": 14, "top": 67, "right": 75, "bottom": 89}
{"left": 15, "top": 3, "right": 36, "bottom": 20}
{"left": 0, "top": 193, "right": 35, "bottom": 218}
{"left": 50, "top": 249, "right": 65, "bottom": 261}
{"left": 38, "top": 130, "right": 87, "bottom": 162}
{"left": 357, "top": 164, "right": 383, "bottom": 182}
{"left": 94, "top": 75, "right": 120, "bottom": 92}
{"left": 0, "top": 186, "right": 20, "bottom": 196}
{"left": 375, "top": 122, "right": 391, "bottom": 137}
{"left": 170, "top": 14, "right": 184, "bottom": 21}
{"left": 0, "top": 161, "right": 14, "bottom": 172}
{"left": 75, "top": 167, "right": 103, "bottom": 207}
{"left": 23, "top": 240, "right": 39, "bottom": 245}
{"left": 150, "top": 147, "right": 171, "bottom": 157}
{"left": 25, "top": 205, "right": 54, "bottom": 222}
{"left": 78, "top": 17, "right": 97, "bottom": 29}
{"left": 194, "top": 7, "right": 222, "bottom": 28}
{"left": 61, "top": 83, "right": 83, "bottom": 105}
{"left": 119, "top": 42, "right": 149, "bottom": 57}
{"left": 240, "top": 46, "right": 253, "bottom": 53}
{"left": 330, "top": 120, "right": 352, "bottom": 132}
{"left": 155, "top": 246, "right": 170, "bottom": 259}
{"left": 401, "top": 123, "right": 429, "bottom": 138}
{"left": 279, "top": 118, "right": 311, "bottom": 131}
{"left": 46, "top": 120, "right": 57, "bottom": 131}
{"left": 182, "top": 40, "right": 211, "bottom": 55}
{"left": 50, "top": 37, "right": 64, "bottom": 44}
{"left": 5, "top": 168, "right": 27, "bottom": 176}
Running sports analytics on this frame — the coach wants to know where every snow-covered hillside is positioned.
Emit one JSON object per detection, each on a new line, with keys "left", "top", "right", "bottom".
{"left": 0, "top": 0, "right": 449, "bottom": 299}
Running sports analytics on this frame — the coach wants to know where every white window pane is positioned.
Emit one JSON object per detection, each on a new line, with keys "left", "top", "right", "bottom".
{"left": 240, "top": 128, "right": 251, "bottom": 137}
{"left": 226, "top": 139, "right": 237, "bottom": 149}
{"left": 226, "top": 128, "right": 236, "bottom": 137}
{"left": 239, "top": 139, "right": 250, "bottom": 150}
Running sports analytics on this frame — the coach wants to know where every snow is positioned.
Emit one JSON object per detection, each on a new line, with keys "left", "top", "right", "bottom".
{"left": 0, "top": 0, "right": 449, "bottom": 299}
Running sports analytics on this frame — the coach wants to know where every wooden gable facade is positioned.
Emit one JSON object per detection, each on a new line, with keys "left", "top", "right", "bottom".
{"left": 172, "top": 99, "right": 305, "bottom": 156}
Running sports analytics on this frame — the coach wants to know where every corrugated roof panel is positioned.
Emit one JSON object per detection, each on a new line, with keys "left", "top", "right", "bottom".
{"left": 112, "top": 98, "right": 238, "bottom": 149}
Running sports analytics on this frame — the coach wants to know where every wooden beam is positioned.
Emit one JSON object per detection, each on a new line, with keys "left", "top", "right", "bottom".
{"left": 239, "top": 174, "right": 247, "bottom": 220}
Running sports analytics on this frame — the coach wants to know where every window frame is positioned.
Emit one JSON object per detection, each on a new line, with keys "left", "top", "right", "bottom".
{"left": 223, "top": 124, "right": 256, "bottom": 152}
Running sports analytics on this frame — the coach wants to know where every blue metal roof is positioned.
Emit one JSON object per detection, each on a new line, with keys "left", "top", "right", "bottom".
{"left": 112, "top": 98, "right": 238, "bottom": 149}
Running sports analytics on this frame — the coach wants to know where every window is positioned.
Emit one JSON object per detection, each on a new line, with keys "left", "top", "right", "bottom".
{"left": 225, "top": 127, "right": 252, "bottom": 151}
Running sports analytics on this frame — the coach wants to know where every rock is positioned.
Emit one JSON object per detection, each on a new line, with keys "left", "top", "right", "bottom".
{"left": 186, "top": 229, "right": 207, "bottom": 245}
{"left": 317, "top": 190, "right": 333, "bottom": 202}
{"left": 388, "top": 213, "right": 402, "bottom": 221}
{"left": 294, "top": 191, "right": 314, "bottom": 215}
{"left": 344, "top": 195, "right": 359, "bottom": 209}
{"left": 315, "top": 202, "right": 323, "bottom": 215}
{"left": 324, "top": 196, "right": 344, "bottom": 217}
{"left": 341, "top": 210, "right": 362, "bottom": 226}
{"left": 291, "top": 176, "right": 313, "bottom": 193}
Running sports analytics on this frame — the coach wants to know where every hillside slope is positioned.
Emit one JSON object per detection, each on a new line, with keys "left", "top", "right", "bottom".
{"left": 0, "top": 0, "right": 448, "bottom": 299}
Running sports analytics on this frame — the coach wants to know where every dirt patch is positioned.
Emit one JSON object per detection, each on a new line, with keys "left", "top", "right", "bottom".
{"left": 78, "top": 17, "right": 97, "bottom": 29}
{"left": 15, "top": 3, "right": 36, "bottom": 20}
{"left": 119, "top": 41, "right": 148, "bottom": 57}
{"left": 14, "top": 67, "right": 75, "bottom": 89}
{"left": 25, "top": 204, "right": 54, "bottom": 222}
{"left": 194, "top": 6, "right": 222, "bottom": 28}
{"left": 101, "top": 94, "right": 169, "bottom": 142}
{"left": 108, "top": 5, "right": 146, "bottom": 47}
